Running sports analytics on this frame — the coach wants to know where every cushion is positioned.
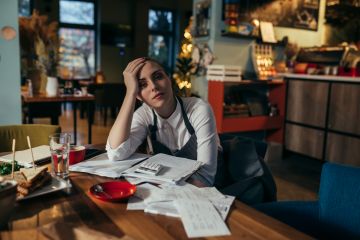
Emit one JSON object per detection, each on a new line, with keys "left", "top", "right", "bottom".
{"left": 254, "top": 201, "right": 321, "bottom": 238}
{"left": 319, "top": 163, "right": 360, "bottom": 238}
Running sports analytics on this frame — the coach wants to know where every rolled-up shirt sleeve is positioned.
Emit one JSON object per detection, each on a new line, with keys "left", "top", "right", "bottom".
{"left": 106, "top": 108, "right": 148, "bottom": 161}
{"left": 190, "top": 101, "right": 219, "bottom": 186}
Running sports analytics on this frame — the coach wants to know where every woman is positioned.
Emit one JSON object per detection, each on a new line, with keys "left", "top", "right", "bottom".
{"left": 106, "top": 57, "right": 220, "bottom": 187}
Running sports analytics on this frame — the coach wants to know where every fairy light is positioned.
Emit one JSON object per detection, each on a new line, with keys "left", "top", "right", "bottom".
{"left": 174, "top": 17, "right": 194, "bottom": 92}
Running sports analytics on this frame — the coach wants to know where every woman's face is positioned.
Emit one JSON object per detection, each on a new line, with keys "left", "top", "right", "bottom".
{"left": 137, "top": 61, "right": 174, "bottom": 111}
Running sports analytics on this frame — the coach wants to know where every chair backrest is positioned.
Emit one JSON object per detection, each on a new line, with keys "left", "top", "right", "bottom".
{"left": 88, "top": 83, "right": 126, "bottom": 107}
{"left": 319, "top": 162, "right": 360, "bottom": 238}
{"left": 215, "top": 134, "right": 277, "bottom": 204}
{"left": 0, "top": 124, "right": 61, "bottom": 152}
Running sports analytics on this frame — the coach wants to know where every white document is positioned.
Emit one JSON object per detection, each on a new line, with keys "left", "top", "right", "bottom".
{"left": 143, "top": 184, "right": 234, "bottom": 220}
{"left": 127, "top": 183, "right": 161, "bottom": 210}
{"left": 145, "top": 184, "right": 222, "bottom": 203}
{"left": 122, "top": 153, "right": 203, "bottom": 184}
{"left": 144, "top": 197, "right": 234, "bottom": 220}
{"left": 69, "top": 153, "right": 148, "bottom": 178}
{"left": 127, "top": 196, "right": 146, "bottom": 210}
{"left": 145, "top": 201, "right": 180, "bottom": 218}
{"left": 175, "top": 198, "right": 231, "bottom": 238}
{"left": 0, "top": 145, "right": 51, "bottom": 167}
{"left": 210, "top": 195, "right": 235, "bottom": 220}
{"left": 134, "top": 183, "right": 161, "bottom": 200}
{"left": 125, "top": 176, "right": 167, "bottom": 186}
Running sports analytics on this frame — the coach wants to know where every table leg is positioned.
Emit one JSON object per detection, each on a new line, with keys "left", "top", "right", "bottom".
{"left": 73, "top": 102, "right": 77, "bottom": 145}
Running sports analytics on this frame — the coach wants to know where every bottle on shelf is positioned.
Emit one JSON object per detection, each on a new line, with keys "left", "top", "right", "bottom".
{"left": 27, "top": 79, "right": 33, "bottom": 97}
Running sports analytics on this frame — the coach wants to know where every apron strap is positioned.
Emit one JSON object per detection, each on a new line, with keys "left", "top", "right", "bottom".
{"left": 176, "top": 96, "right": 195, "bottom": 135}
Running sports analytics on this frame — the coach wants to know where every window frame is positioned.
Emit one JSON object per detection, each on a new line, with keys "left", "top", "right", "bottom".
{"left": 58, "top": 0, "right": 98, "bottom": 78}
{"left": 18, "top": 0, "right": 33, "bottom": 17}
{"left": 148, "top": 7, "right": 176, "bottom": 74}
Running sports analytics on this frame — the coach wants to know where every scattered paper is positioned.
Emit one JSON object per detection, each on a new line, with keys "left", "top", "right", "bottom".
{"left": 70, "top": 153, "right": 148, "bottom": 178}
{"left": 142, "top": 184, "right": 234, "bottom": 220}
{"left": 125, "top": 176, "right": 166, "bottom": 186}
{"left": 145, "top": 201, "right": 180, "bottom": 218}
{"left": 127, "top": 196, "right": 146, "bottom": 210}
{"left": 127, "top": 183, "right": 161, "bottom": 210}
{"left": 211, "top": 195, "right": 235, "bottom": 220}
{"left": 134, "top": 183, "right": 161, "bottom": 200}
{"left": 175, "top": 198, "right": 231, "bottom": 238}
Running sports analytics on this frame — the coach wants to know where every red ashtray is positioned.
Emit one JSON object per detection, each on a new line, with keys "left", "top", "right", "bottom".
{"left": 89, "top": 181, "right": 136, "bottom": 202}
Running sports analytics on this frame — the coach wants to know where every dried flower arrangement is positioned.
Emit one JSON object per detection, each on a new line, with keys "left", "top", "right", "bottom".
{"left": 19, "top": 10, "right": 59, "bottom": 78}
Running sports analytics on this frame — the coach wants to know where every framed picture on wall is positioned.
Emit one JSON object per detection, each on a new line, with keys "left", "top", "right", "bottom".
{"left": 195, "top": 0, "right": 211, "bottom": 37}
{"left": 222, "top": 0, "right": 320, "bottom": 31}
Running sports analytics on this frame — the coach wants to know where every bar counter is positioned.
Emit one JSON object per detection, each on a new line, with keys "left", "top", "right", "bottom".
{"left": 281, "top": 73, "right": 360, "bottom": 83}
{"left": 282, "top": 73, "right": 360, "bottom": 166}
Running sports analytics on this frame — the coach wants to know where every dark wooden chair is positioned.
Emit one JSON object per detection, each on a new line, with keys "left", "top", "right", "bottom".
{"left": 22, "top": 102, "right": 62, "bottom": 125}
{"left": 88, "top": 83, "right": 126, "bottom": 126}
{"left": 215, "top": 134, "right": 277, "bottom": 205}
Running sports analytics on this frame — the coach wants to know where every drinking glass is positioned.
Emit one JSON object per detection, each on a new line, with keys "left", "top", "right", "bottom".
{"left": 49, "top": 133, "right": 71, "bottom": 179}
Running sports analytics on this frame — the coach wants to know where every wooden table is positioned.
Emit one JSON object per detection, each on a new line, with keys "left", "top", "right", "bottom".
{"left": 22, "top": 93, "right": 95, "bottom": 144}
{"left": 0, "top": 147, "right": 312, "bottom": 240}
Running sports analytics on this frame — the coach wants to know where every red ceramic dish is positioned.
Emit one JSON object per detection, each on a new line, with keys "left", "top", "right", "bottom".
{"left": 89, "top": 181, "right": 136, "bottom": 202}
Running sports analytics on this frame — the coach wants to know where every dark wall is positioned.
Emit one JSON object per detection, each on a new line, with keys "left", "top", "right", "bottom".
{"left": 100, "top": 0, "right": 192, "bottom": 83}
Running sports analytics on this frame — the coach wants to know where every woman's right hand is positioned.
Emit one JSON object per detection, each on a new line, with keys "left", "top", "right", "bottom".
{"left": 123, "top": 57, "right": 147, "bottom": 96}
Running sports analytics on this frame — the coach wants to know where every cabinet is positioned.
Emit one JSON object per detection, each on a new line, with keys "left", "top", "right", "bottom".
{"left": 285, "top": 124, "right": 324, "bottom": 159}
{"left": 286, "top": 80, "right": 329, "bottom": 128}
{"left": 208, "top": 80, "right": 286, "bottom": 143}
{"left": 328, "top": 83, "right": 360, "bottom": 135}
{"left": 284, "top": 75, "right": 360, "bottom": 166}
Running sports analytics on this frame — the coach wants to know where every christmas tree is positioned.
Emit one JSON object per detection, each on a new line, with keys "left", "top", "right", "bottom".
{"left": 173, "top": 17, "right": 196, "bottom": 97}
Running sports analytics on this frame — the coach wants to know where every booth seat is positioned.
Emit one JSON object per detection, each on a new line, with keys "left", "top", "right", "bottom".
{"left": 0, "top": 124, "right": 61, "bottom": 152}
{"left": 254, "top": 162, "right": 360, "bottom": 239}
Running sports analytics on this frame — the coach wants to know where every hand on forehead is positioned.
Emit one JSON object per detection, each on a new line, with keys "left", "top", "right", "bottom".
{"left": 138, "top": 60, "right": 163, "bottom": 79}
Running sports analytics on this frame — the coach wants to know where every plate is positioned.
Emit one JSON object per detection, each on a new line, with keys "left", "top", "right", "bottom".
{"left": 18, "top": 176, "right": 71, "bottom": 201}
{"left": 89, "top": 181, "right": 136, "bottom": 202}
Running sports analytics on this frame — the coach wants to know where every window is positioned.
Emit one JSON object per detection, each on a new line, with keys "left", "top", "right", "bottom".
{"left": 18, "top": 0, "right": 31, "bottom": 17}
{"left": 59, "top": 0, "right": 96, "bottom": 79}
{"left": 148, "top": 9, "right": 175, "bottom": 73}
{"left": 59, "top": 0, "right": 94, "bottom": 25}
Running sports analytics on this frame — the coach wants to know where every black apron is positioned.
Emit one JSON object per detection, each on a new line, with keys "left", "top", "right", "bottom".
{"left": 147, "top": 96, "right": 197, "bottom": 160}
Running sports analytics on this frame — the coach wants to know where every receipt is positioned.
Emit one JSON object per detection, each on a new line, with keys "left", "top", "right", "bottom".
{"left": 175, "top": 198, "right": 231, "bottom": 238}
{"left": 210, "top": 195, "right": 235, "bottom": 220}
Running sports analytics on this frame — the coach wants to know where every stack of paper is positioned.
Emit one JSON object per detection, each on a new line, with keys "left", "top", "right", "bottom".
{"left": 127, "top": 183, "right": 234, "bottom": 238}
{"left": 122, "top": 154, "right": 203, "bottom": 184}
{"left": 69, "top": 153, "right": 148, "bottom": 178}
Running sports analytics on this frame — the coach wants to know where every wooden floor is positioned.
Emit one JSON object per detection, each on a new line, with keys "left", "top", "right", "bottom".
{"left": 33, "top": 105, "right": 320, "bottom": 201}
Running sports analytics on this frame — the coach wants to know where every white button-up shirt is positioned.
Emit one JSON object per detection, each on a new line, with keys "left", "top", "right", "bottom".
{"left": 106, "top": 97, "right": 220, "bottom": 185}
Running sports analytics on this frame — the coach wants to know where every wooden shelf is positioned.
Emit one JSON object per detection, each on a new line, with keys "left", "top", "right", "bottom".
{"left": 221, "top": 32, "right": 286, "bottom": 46}
{"left": 221, "top": 32, "right": 260, "bottom": 40}
{"left": 222, "top": 116, "right": 283, "bottom": 133}
{"left": 208, "top": 79, "right": 284, "bottom": 86}
{"left": 208, "top": 81, "right": 286, "bottom": 143}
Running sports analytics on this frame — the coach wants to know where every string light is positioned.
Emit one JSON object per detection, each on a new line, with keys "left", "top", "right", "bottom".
{"left": 173, "top": 17, "right": 194, "bottom": 95}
